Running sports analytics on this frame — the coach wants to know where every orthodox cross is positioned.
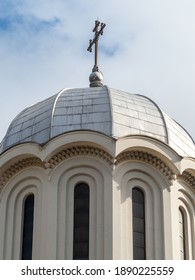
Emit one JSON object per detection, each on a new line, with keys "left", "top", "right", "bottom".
{"left": 87, "top": 20, "right": 106, "bottom": 69}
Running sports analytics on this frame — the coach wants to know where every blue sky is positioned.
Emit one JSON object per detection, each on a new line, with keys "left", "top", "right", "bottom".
{"left": 0, "top": 0, "right": 195, "bottom": 141}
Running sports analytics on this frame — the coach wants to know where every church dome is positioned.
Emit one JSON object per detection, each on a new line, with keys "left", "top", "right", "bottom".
{"left": 1, "top": 85, "right": 195, "bottom": 157}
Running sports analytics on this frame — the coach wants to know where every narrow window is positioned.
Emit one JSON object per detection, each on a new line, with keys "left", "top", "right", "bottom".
{"left": 21, "top": 194, "right": 35, "bottom": 260}
{"left": 179, "top": 207, "right": 186, "bottom": 260}
{"left": 132, "top": 187, "right": 146, "bottom": 259}
{"left": 73, "top": 183, "right": 90, "bottom": 260}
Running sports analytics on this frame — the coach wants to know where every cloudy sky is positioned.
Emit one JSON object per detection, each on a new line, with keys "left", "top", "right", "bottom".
{"left": 0, "top": 0, "right": 195, "bottom": 142}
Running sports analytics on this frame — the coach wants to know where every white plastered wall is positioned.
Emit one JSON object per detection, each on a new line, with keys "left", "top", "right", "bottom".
{"left": 113, "top": 161, "right": 173, "bottom": 260}
{"left": 0, "top": 169, "right": 46, "bottom": 260}
{"left": 171, "top": 179, "right": 195, "bottom": 259}
{"left": 0, "top": 133, "right": 195, "bottom": 260}
{"left": 51, "top": 157, "right": 113, "bottom": 260}
{"left": 0, "top": 155, "right": 113, "bottom": 259}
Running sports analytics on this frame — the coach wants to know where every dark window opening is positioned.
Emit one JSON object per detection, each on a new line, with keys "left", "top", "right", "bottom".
{"left": 21, "top": 194, "right": 34, "bottom": 260}
{"left": 73, "top": 183, "right": 90, "bottom": 260}
{"left": 132, "top": 187, "right": 146, "bottom": 260}
{"left": 179, "top": 207, "right": 186, "bottom": 260}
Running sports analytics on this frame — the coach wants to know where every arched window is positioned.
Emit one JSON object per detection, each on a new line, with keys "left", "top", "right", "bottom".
{"left": 132, "top": 187, "right": 146, "bottom": 260}
{"left": 179, "top": 207, "right": 186, "bottom": 260}
{"left": 73, "top": 183, "right": 90, "bottom": 260}
{"left": 21, "top": 194, "right": 35, "bottom": 260}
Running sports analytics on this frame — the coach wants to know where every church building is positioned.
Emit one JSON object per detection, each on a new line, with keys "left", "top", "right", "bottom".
{"left": 0, "top": 21, "right": 195, "bottom": 260}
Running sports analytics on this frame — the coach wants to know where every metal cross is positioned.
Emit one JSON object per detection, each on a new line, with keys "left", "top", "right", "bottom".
{"left": 87, "top": 20, "right": 106, "bottom": 68}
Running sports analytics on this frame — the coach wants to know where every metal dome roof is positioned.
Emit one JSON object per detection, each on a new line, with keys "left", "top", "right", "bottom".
{"left": 1, "top": 86, "right": 195, "bottom": 157}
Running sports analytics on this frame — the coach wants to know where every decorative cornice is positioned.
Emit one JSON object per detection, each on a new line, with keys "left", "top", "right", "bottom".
{"left": 178, "top": 171, "right": 195, "bottom": 189}
{"left": 0, "top": 145, "right": 114, "bottom": 189}
{"left": 2, "top": 146, "right": 195, "bottom": 192}
{"left": 0, "top": 147, "right": 180, "bottom": 189}
{"left": 0, "top": 157, "right": 45, "bottom": 190}
{"left": 115, "top": 150, "right": 175, "bottom": 182}
{"left": 45, "top": 145, "right": 114, "bottom": 169}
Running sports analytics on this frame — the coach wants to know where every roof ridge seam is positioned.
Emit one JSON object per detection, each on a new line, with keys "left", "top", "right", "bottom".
{"left": 50, "top": 88, "right": 70, "bottom": 138}
{"left": 137, "top": 94, "right": 170, "bottom": 145}
{"left": 104, "top": 85, "right": 113, "bottom": 137}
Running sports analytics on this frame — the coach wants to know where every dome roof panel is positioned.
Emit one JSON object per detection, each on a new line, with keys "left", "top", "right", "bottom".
{"left": 110, "top": 88, "right": 167, "bottom": 142}
{"left": 1, "top": 86, "right": 195, "bottom": 158}
{"left": 50, "top": 87, "right": 111, "bottom": 138}
{"left": 163, "top": 112, "right": 195, "bottom": 157}
{"left": 3, "top": 95, "right": 56, "bottom": 149}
